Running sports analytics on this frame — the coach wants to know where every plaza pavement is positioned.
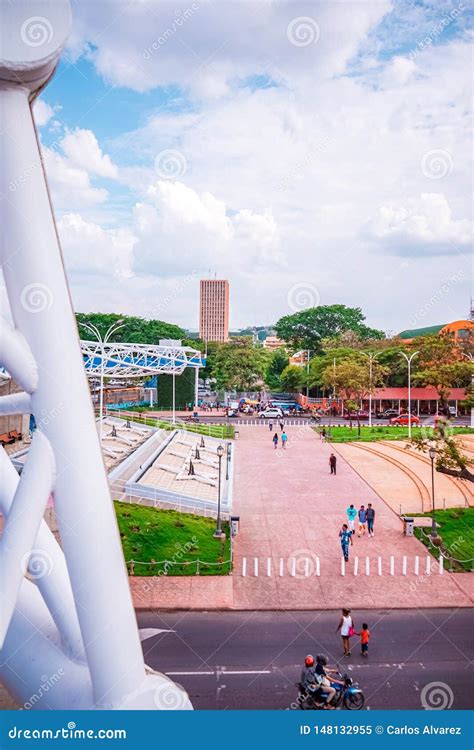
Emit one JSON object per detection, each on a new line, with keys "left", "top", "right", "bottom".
{"left": 130, "top": 425, "right": 473, "bottom": 611}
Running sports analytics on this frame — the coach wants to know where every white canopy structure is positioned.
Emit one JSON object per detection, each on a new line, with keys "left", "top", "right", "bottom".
{"left": 81, "top": 340, "right": 204, "bottom": 378}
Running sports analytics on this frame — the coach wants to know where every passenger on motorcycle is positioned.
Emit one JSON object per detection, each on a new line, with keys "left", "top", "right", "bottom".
{"left": 315, "top": 654, "right": 345, "bottom": 709}
{"left": 300, "top": 655, "right": 323, "bottom": 705}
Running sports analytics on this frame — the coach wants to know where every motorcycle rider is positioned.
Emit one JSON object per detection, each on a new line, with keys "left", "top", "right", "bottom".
{"left": 300, "top": 655, "right": 323, "bottom": 706}
{"left": 315, "top": 654, "right": 345, "bottom": 709}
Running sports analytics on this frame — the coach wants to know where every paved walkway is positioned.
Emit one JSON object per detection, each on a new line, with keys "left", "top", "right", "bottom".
{"left": 230, "top": 426, "right": 471, "bottom": 609}
{"left": 130, "top": 426, "right": 472, "bottom": 610}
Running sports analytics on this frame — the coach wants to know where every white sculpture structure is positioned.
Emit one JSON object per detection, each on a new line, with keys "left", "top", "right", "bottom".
{"left": 0, "top": 0, "right": 192, "bottom": 710}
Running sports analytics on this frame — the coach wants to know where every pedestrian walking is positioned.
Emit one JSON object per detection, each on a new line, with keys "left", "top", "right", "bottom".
{"left": 272, "top": 432, "right": 279, "bottom": 449}
{"left": 321, "top": 428, "right": 327, "bottom": 443}
{"left": 281, "top": 430, "right": 288, "bottom": 450}
{"left": 269, "top": 421, "right": 273, "bottom": 432}
{"left": 279, "top": 420, "right": 284, "bottom": 432}
{"left": 346, "top": 504, "right": 357, "bottom": 533}
{"left": 357, "top": 623, "right": 370, "bottom": 657}
{"left": 366, "top": 504, "right": 375, "bottom": 537}
{"left": 357, "top": 505, "right": 367, "bottom": 537}
{"left": 329, "top": 453, "right": 337, "bottom": 475}
{"left": 339, "top": 523, "right": 353, "bottom": 562}
{"left": 336, "top": 608, "right": 355, "bottom": 658}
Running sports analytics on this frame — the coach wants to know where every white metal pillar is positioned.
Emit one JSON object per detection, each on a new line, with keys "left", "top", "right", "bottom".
{"left": 194, "top": 366, "right": 199, "bottom": 411}
{"left": 0, "top": 0, "right": 191, "bottom": 711}
{"left": 172, "top": 371, "right": 176, "bottom": 423}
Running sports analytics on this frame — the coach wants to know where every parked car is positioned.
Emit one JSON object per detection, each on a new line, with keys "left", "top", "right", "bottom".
{"left": 343, "top": 411, "right": 369, "bottom": 420}
{"left": 390, "top": 414, "right": 420, "bottom": 426}
{"left": 377, "top": 408, "right": 399, "bottom": 419}
{"left": 259, "top": 407, "right": 284, "bottom": 419}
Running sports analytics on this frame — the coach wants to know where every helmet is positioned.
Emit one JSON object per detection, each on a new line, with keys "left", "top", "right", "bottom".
{"left": 316, "top": 654, "right": 328, "bottom": 665}
{"left": 304, "top": 654, "right": 315, "bottom": 667}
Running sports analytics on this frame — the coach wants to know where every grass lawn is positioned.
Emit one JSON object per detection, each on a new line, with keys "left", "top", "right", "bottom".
{"left": 319, "top": 425, "right": 474, "bottom": 443}
{"left": 115, "top": 502, "right": 231, "bottom": 576}
{"left": 412, "top": 508, "right": 474, "bottom": 572}
{"left": 113, "top": 411, "right": 234, "bottom": 440}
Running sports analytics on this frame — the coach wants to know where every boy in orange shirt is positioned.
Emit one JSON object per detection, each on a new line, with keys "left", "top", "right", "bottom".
{"left": 359, "top": 623, "right": 370, "bottom": 657}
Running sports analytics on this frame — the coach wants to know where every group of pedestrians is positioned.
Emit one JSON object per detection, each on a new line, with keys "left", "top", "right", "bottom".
{"left": 270, "top": 421, "right": 288, "bottom": 450}
{"left": 339, "top": 504, "right": 376, "bottom": 562}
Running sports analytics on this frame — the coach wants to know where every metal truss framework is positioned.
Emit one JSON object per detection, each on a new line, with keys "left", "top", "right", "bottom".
{"left": 81, "top": 341, "right": 204, "bottom": 378}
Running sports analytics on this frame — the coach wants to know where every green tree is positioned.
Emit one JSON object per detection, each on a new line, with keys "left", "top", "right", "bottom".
{"left": 275, "top": 305, "right": 384, "bottom": 353}
{"left": 76, "top": 312, "right": 188, "bottom": 346}
{"left": 410, "top": 419, "right": 474, "bottom": 482}
{"left": 279, "top": 365, "right": 305, "bottom": 393}
{"left": 322, "top": 359, "right": 387, "bottom": 433}
{"left": 265, "top": 348, "right": 289, "bottom": 390}
{"left": 212, "top": 338, "right": 267, "bottom": 391}
{"left": 412, "top": 336, "right": 472, "bottom": 415}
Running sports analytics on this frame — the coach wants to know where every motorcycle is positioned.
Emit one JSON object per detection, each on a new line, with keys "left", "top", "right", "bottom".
{"left": 295, "top": 671, "right": 365, "bottom": 710}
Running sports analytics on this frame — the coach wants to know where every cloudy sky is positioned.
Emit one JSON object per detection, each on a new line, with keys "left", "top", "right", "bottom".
{"left": 31, "top": 0, "right": 472, "bottom": 333}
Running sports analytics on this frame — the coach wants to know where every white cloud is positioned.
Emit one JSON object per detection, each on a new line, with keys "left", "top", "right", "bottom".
{"left": 33, "top": 99, "right": 55, "bottom": 127}
{"left": 60, "top": 129, "right": 118, "bottom": 178}
{"left": 57, "top": 213, "right": 134, "bottom": 276}
{"left": 365, "top": 193, "right": 472, "bottom": 255}
{"left": 43, "top": 148, "right": 109, "bottom": 209}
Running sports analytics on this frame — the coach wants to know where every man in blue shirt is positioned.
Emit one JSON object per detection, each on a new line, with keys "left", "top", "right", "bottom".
{"left": 358, "top": 505, "right": 367, "bottom": 537}
{"left": 346, "top": 504, "right": 357, "bottom": 533}
{"left": 339, "top": 523, "right": 353, "bottom": 562}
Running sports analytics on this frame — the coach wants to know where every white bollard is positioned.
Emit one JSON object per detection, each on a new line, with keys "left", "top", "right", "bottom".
{"left": 242, "top": 557, "right": 247, "bottom": 577}
{"left": 439, "top": 555, "right": 444, "bottom": 575}
{"left": 377, "top": 556, "right": 382, "bottom": 576}
{"left": 267, "top": 558, "right": 272, "bottom": 577}
{"left": 341, "top": 557, "right": 345, "bottom": 576}
{"left": 291, "top": 558, "right": 296, "bottom": 577}
{"left": 426, "top": 556, "right": 431, "bottom": 576}
{"left": 414, "top": 556, "right": 419, "bottom": 576}
{"left": 304, "top": 558, "right": 310, "bottom": 577}
{"left": 279, "top": 558, "right": 284, "bottom": 577}
{"left": 315, "top": 557, "right": 320, "bottom": 577}
{"left": 353, "top": 556, "right": 359, "bottom": 576}
{"left": 390, "top": 556, "right": 395, "bottom": 576}
{"left": 365, "top": 556, "right": 370, "bottom": 576}
{"left": 402, "top": 556, "right": 407, "bottom": 576}
{"left": 254, "top": 558, "right": 259, "bottom": 577}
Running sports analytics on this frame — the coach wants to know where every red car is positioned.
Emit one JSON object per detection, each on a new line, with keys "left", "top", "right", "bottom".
{"left": 390, "top": 414, "right": 420, "bottom": 426}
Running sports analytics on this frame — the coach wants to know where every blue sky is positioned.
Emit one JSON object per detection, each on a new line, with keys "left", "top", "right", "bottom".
{"left": 31, "top": 0, "right": 472, "bottom": 331}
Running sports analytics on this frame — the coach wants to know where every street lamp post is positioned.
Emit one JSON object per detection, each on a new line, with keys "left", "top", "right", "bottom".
{"left": 226, "top": 441, "right": 231, "bottom": 480}
{"left": 461, "top": 352, "right": 474, "bottom": 429}
{"left": 79, "top": 319, "right": 125, "bottom": 442}
{"left": 306, "top": 349, "right": 310, "bottom": 398}
{"left": 399, "top": 351, "right": 419, "bottom": 439}
{"left": 214, "top": 444, "right": 224, "bottom": 536}
{"left": 429, "top": 446, "right": 437, "bottom": 537}
{"left": 362, "top": 352, "right": 381, "bottom": 428}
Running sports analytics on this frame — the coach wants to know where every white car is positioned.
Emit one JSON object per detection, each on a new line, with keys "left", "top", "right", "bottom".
{"left": 259, "top": 407, "right": 283, "bottom": 419}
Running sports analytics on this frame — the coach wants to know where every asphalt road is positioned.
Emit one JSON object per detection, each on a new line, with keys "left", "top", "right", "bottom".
{"left": 137, "top": 609, "right": 473, "bottom": 711}
{"left": 178, "top": 415, "right": 471, "bottom": 426}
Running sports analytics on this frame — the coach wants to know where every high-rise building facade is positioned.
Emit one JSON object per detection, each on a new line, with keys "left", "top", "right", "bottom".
{"left": 199, "top": 279, "right": 230, "bottom": 342}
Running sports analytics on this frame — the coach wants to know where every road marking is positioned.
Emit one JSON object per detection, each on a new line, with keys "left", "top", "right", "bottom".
{"left": 165, "top": 670, "right": 272, "bottom": 676}
{"left": 166, "top": 671, "right": 215, "bottom": 676}
{"left": 139, "top": 628, "right": 174, "bottom": 642}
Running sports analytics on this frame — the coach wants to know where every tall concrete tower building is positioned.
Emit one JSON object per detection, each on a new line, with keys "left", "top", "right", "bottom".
{"left": 199, "top": 279, "right": 230, "bottom": 342}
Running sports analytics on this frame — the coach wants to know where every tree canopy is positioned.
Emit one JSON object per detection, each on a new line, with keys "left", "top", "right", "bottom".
{"left": 274, "top": 305, "right": 384, "bottom": 353}
{"left": 76, "top": 312, "right": 188, "bottom": 346}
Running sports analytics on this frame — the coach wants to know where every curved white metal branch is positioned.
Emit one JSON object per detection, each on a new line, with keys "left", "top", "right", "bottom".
{"left": 0, "top": 318, "right": 38, "bottom": 393}
{"left": 0, "top": 432, "right": 55, "bottom": 646}
{"left": 0, "top": 392, "right": 32, "bottom": 415}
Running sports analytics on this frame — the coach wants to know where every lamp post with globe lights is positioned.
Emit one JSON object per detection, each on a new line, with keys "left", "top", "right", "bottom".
{"left": 214, "top": 444, "right": 224, "bottom": 537}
